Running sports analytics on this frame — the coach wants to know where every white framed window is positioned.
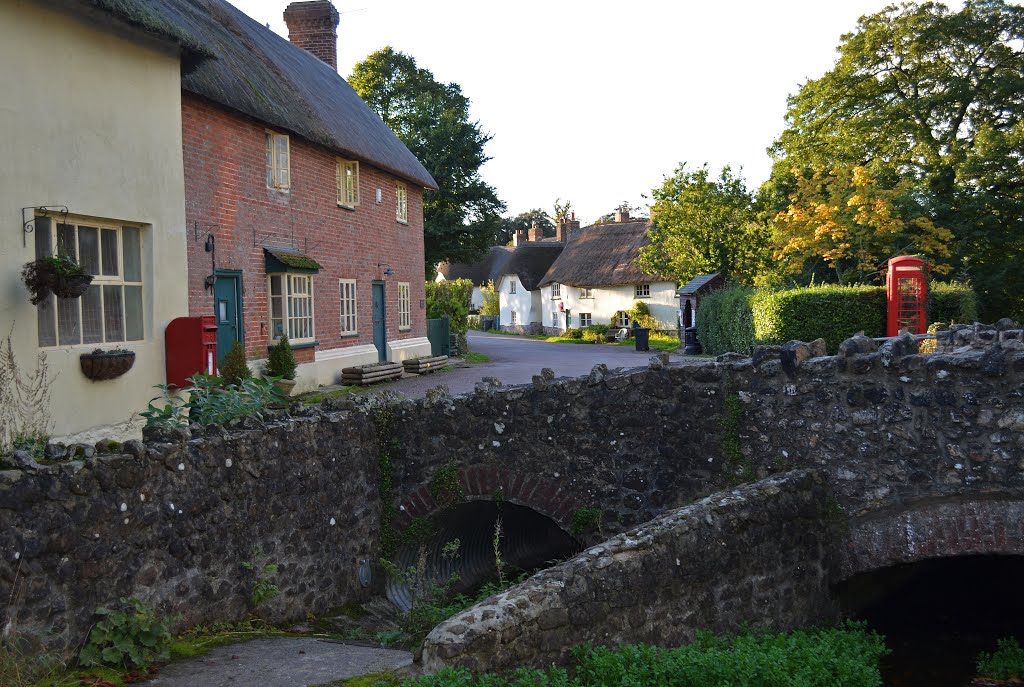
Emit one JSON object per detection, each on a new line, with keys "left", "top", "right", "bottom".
{"left": 396, "top": 182, "right": 408, "bottom": 223}
{"left": 616, "top": 311, "right": 631, "bottom": 328}
{"left": 265, "top": 132, "right": 290, "bottom": 190}
{"left": 509, "top": 280, "right": 517, "bottom": 294}
{"left": 34, "top": 216, "right": 144, "bottom": 348}
{"left": 579, "top": 313, "right": 592, "bottom": 327}
{"left": 337, "top": 159, "right": 359, "bottom": 208}
{"left": 398, "top": 282, "right": 411, "bottom": 330}
{"left": 510, "top": 311, "right": 518, "bottom": 325}
{"left": 580, "top": 287, "right": 593, "bottom": 298}
{"left": 635, "top": 284, "right": 651, "bottom": 298}
{"left": 268, "top": 273, "right": 314, "bottom": 342}
{"left": 339, "top": 279, "right": 357, "bottom": 335}
{"left": 551, "top": 283, "right": 561, "bottom": 298}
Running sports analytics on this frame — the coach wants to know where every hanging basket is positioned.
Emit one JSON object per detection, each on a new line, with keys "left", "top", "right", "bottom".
{"left": 51, "top": 273, "right": 94, "bottom": 299}
{"left": 79, "top": 350, "right": 135, "bottom": 381}
{"left": 21, "top": 258, "right": 93, "bottom": 305}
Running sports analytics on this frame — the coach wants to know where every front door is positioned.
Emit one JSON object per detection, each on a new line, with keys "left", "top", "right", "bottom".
{"left": 372, "top": 281, "right": 387, "bottom": 362}
{"left": 214, "top": 270, "right": 243, "bottom": 368}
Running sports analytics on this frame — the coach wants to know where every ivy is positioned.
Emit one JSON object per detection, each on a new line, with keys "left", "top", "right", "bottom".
{"left": 372, "top": 402, "right": 399, "bottom": 562}
{"left": 721, "top": 393, "right": 753, "bottom": 486}
{"left": 429, "top": 463, "right": 464, "bottom": 508}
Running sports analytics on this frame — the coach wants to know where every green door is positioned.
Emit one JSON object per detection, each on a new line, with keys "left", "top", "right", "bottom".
{"left": 214, "top": 271, "right": 243, "bottom": 368}
{"left": 372, "top": 281, "right": 387, "bottom": 362}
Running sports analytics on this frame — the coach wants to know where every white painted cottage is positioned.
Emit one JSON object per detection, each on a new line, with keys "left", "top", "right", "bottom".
{"left": 537, "top": 212, "right": 677, "bottom": 334}
{"left": 496, "top": 228, "right": 565, "bottom": 334}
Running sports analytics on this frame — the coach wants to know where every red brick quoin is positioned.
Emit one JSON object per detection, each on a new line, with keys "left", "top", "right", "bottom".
{"left": 838, "top": 499, "right": 1024, "bottom": 582}
{"left": 394, "top": 465, "right": 580, "bottom": 536}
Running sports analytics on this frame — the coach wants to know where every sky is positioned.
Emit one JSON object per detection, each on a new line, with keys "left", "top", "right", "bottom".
{"left": 230, "top": 0, "right": 959, "bottom": 226}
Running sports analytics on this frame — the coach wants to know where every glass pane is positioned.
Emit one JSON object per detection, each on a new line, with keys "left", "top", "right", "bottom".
{"left": 266, "top": 134, "right": 274, "bottom": 186}
{"left": 78, "top": 226, "right": 100, "bottom": 275}
{"left": 101, "top": 228, "right": 119, "bottom": 276}
{"left": 270, "top": 295, "right": 283, "bottom": 320}
{"left": 276, "top": 136, "right": 289, "bottom": 186}
{"left": 57, "top": 297, "right": 80, "bottom": 345}
{"left": 103, "top": 285, "right": 124, "bottom": 342}
{"left": 122, "top": 227, "right": 141, "bottom": 282}
{"left": 34, "top": 216, "right": 52, "bottom": 259}
{"left": 81, "top": 285, "right": 103, "bottom": 344}
{"left": 270, "top": 275, "right": 282, "bottom": 296}
{"left": 124, "top": 286, "right": 143, "bottom": 340}
{"left": 57, "top": 224, "right": 75, "bottom": 259}
{"left": 37, "top": 293, "right": 56, "bottom": 347}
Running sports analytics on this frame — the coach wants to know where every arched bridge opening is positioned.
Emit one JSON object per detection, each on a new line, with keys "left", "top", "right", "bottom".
{"left": 834, "top": 499, "right": 1024, "bottom": 687}
{"left": 386, "top": 500, "right": 581, "bottom": 610}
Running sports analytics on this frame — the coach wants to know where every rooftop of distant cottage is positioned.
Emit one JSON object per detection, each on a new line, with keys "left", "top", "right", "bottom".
{"left": 538, "top": 221, "right": 665, "bottom": 288}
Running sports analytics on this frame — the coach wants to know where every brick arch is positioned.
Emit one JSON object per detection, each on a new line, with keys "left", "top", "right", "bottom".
{"left": 837, "top": 499, "right": 1024, "bottom": 582}
{"left": 394, "top": 465, "right": 579, "bottom": 535}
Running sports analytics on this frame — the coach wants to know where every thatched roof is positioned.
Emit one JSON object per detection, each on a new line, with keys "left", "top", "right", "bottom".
{"left": 438, "top": 246, "right": 513, "bottom": 287}
{"left": 538, "top": 221, "right": 665, "bottom": 287}
{"left": 498, "top": 241, "right": 564, "bottom": 292}
{"left": 81, "top": 0, "right": 436, "bottom": 190}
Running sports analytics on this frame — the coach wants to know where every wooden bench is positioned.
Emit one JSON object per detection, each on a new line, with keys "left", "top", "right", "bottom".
{"left": 341, "top": 362, "right": 403, "bottom": 385}
{"left": 402, "top": 355, "right": 449, "bottom": 374}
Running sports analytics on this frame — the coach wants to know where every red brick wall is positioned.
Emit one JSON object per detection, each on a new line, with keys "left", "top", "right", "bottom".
{"left": 182, "top": 94, "right": 427, "bottom": 364}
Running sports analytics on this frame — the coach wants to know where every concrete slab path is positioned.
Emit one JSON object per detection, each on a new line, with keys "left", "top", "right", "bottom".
{"left": 146, "top": 637, "right": 412, "bottom": 687}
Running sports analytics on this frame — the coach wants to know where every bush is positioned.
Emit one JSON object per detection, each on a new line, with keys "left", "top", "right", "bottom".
{"left": 479, "top": 280, "right": 500, "bottom": 317}
{"left": 751, "top": 284, "right": 886, "bottom": 353}
{"left": 629, "top": 300, "right": 656, "bottom": 329}
{"left": 265, "top": 334, "right": 297, "bottom": 380}
{"left": 79, "top": 598, "right": 176, "bottom": 670}
{"left": 930, "top": 281, "right": 977, "bottom": 325}
{"left": 583, "top": 324, "right": 609, "bottom": 343}
{"left": 219, "top": 340, "right": 252, "bottom": 387}
{"left": 141, "top": 374, "right": 284, "bottom": 428}
{"left": 426, "top": 279, "right": 474, "bottom": 351}
{"left": 565, "top": 328, "right": 583, "bottom": 340}
{"left": 696, "top": 285, "right": 756, "bottom": 355}
{"left": 977, "top": 637, "right": 1024, "bottom": 680}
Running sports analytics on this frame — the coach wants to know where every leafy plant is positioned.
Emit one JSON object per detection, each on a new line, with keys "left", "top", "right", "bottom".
{"left": 479, "top": 280, "right": 500, "bottom": 317}
{"left": 425, "top": 278, "right": 474, "bottom": 352}
{"left": 571, "top": 506, "right": 602, "bottom": 537}
{"left": 265, "top": 335, "right": 297, "bottom": 380}
{"left": 696, "top": 285, "right": 756, "bottom": 355}
{"left": 629, "top": 300, "right": 657, "bottom": 329}
{"left": 0, "top": 325, "right": 53, "bottom": 456}
{"left": 930, "top": 281, "right": 978, "bottom": 325}
{"left": 141, "top": 374, "right": 284, "bottom": 429}
{"left": 976, "top": 637, "right": 1024, "bottom": 680}
{"left": 21, "top": 255, "right": 92, "bottom": 304}
{"left": 429, "top": 463, "right": 465, "bottom": 508}
{"left": 79, "top": 598, "right": 176, "bottom": 670}
{"left": 241, "top": 552, "right": 280, "bottom": 609}
{"left": 219, "top": 340, "right": 252, "bottom": 387}
{"left": 565, "top": 328, "right": 583, "bottom": 340}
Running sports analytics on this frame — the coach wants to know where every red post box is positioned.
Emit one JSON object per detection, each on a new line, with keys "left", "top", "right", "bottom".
{"left": 165, "top": 315, "right": 218, "bottom": 388}
{"left": 886, "top": 256, "right": 927, "bottom": 336}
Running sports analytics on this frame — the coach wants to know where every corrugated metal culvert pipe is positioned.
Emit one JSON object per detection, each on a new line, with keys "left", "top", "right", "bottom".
{"left": 386, "top": 500, "right": 580, "bottom": 610}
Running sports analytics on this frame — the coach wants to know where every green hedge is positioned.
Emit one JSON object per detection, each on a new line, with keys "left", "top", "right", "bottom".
{"left": 751, "top": 285, "right": 886, "bottom": 353}
{"left": 930, "top": 281, "right": 978, "bottom": 325}
{"left": 696, "top": 286, "right": 756, "bottom": 355}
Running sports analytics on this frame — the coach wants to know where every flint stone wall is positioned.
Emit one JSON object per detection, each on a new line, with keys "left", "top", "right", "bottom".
{"left": 421, "top": 470, "right": 835, "bottom": 673}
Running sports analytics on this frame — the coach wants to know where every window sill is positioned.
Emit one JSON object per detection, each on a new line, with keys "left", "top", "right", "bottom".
{"left": 339, "top": 332, "right": 359, "bottom": 338}
{"left": 398, "top": 326, "right": 411, "bottom": 332}
{"left": 396, "top": 219, "right": 408, "bottom": 225}
{"left": 268, "top": 186, "right": 291, "bottom": 194}
{"left": 337, "top": 203, "right": 357, "bottom": 211}
{"left": 635, "top": 295, "right": 651, "bottom": 299}
{"left": 268, "top": 340, "right": 318, "bottom": 351}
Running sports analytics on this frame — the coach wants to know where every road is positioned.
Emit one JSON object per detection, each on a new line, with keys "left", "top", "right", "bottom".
{"left": 364, "top": 331, "right": 687, "bottom": 399}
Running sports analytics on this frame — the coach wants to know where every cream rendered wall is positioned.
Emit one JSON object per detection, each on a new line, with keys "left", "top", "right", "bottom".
{"left": 0, "top": 2, "right": 189, "bottom": 442}
{"left": 542, "top": 282, "right": 679, "bottom": 331}
{"left": 498, "top": 275, "right": 541, "bottom": 326}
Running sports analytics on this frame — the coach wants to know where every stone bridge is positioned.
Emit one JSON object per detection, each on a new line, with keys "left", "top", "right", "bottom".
{"left": 0, "top": 324, "right": 1022, "bottom": 658}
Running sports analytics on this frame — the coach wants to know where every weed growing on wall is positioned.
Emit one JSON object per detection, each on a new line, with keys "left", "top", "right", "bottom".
{"left": 0, "top": 326, "right": 53, "bottom": 456}
{"left": 977, "top": 637, "right": 1024, "bottom": 680}
{"left": 371, "top": 395, "right": 400, "bottom": 561}
{"left": 429, "top": 463, "right": 465, "bottom": 508}
{"left": 79, "top": 598, "right": 176, "bottom": 670}
{"left": 571, "top": 507, "right": 603, "bottom": 537}
{"left": 241, "top": 550, "right": 280, "bottom": 609}
{"left": 720, "top": 393, "right": 753, "bottom": 485}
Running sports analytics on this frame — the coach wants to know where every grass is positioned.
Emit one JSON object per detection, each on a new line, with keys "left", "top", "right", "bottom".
{"left": 461, "top": 352, "right": 490, "bottom": 364}
{"left": 299, "top": 386, "right": 359, "bottom": 405}
{"left": 615, "top": 334, "right": 680, "bottom": 351}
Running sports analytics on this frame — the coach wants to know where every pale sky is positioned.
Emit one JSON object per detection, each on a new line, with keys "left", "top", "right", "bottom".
{"left": 230, "top": 0, "right": 965, "bottom": 225}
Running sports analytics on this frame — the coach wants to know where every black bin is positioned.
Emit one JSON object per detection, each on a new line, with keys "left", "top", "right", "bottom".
{"left": 633, "top": 327, "right": 650, "bottom": 351}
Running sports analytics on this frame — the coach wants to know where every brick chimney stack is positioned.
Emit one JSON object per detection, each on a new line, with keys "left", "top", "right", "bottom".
{"left": 556, "top": 213, "right": 581, "bottom": 242}
{"left": 615, "top": 206, "right": 631, "bottom": 223}
{"left": 283, "top": 1, "right": 340, "bottom": 70}
{"left": 528, "top": 222, "right": 542, "bottom": 242}
{"left": 513, "top": 228, "right": 528, "bottom": 247}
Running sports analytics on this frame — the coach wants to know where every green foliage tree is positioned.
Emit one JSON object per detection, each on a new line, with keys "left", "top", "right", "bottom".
{"left": 350, "top": 48, "right": 506, "bottom": 271}
{"left": 638, "top": 164, "right": 769, "bottom": 285}
{"left": 496, "top": 209, "right": 554, "bottom": 244}
{"left": 265, "top": 335, "right": 297, "bottom": 380}
{"left": 479, "top": 280, "right": 500, "bottom": 316}
{"left": 219, "top": 340, "right": 252, "bottom": 387}
{"left": 771, "top": 0, "right": 1024, "bottom": 318}
{"left": 425, "top": 278, "right": 474, "bottom": 350}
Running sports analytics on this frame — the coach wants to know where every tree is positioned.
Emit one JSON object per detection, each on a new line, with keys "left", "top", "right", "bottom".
{"left": 771, "top": 0, "right": 1024, "bottom": 317}
{"left": 769, "top": 165, "right": 954, "bottom": 285}
{"left": 496, "top": 209, "right": 554, "bottom": 245}
{"left": 637, "top": 164, "right": 769, "bottom": 286}
{"left": 350, "top": 48, "right": 506, "bottom": 271}
{"left": 479, "top": 280, "right": 500, "bottom": 316}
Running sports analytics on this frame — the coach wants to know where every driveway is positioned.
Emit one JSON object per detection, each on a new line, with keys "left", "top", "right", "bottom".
{"left": 364, "top": 331, "right": 687, "bottom": 399}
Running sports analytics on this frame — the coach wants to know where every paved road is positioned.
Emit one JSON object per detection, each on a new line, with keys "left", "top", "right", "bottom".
{"left": 364, "top": 331, "right": 687, "bottom": 399}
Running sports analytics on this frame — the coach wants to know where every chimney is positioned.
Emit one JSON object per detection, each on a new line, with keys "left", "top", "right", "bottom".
{"left": 283, "top": 1, "right": 340, "bottom": 70}
{"left": 557, "top": 213, "right": 580, "bottom": 242}
{"left": 528, "top": 222, "right": 542, "bottom": 242}
{"left": 615, "top": 206, "right": 630, "bottom": 223}
{"left": 513, "top": 228, "right": 528, "bottom": 247}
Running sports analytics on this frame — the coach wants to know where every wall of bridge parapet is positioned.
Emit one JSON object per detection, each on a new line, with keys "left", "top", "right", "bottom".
{"left": 1, "top": 329, "right": 1023, "bottom": 650}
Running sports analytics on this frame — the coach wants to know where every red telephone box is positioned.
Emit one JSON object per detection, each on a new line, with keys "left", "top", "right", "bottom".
{"left": 886, "top": 256, "right": 927, "bottom": 336}
{"left": 165, "top": 315, "right": 218, "bottom": 388}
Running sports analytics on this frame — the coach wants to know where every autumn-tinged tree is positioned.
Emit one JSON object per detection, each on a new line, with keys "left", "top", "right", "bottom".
{"left": 637, "top": 164, "right": 769, "bottom": 286}
{"left": 350, "top": 47, "right": 505, "bottom": 270}
{"left": 770, "top": 166, "right": 953, "bottom": 285}
{"left": 772, "top": 0, "right": 1024, "bottom": 317}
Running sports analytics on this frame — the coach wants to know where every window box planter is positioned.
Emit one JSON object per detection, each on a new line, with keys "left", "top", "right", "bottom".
{"left": 80, "top": 350, "right": 135, "bottom": 381}
{"left": 21, "top": 257, "right": 93, "bottom": 305}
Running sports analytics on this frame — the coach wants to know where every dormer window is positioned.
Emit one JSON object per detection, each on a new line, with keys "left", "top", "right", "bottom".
{"left": 266, "top": 132, "right": 290, "bottom": 190}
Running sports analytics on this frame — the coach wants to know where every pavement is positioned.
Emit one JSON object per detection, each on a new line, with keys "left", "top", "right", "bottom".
{"left": 361, "top": 330, "right": 692, "bottom": 399}
{"left": 146, "top": 637, "right": 412, "bottom": 687}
